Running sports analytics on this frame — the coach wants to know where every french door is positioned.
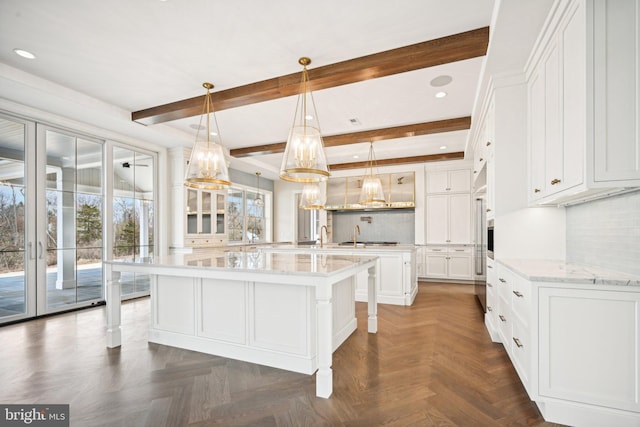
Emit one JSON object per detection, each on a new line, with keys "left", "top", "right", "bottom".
{"left": 0, "top": 114, "right": 104, "bottom": 324}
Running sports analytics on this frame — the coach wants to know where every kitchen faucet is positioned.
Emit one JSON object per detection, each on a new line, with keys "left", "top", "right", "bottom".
{"left": 319, "top": 225, "right": 328, "bottom": 248}
{"left": 353, "top": 224, "right": 360, "bottom": 248}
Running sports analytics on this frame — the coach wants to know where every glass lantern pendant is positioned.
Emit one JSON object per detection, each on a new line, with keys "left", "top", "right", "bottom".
{"left": 184, "top": 82, "right": 231, "bottom": 190}
{"left": 359, "top": 142, "right": 386, "bottom": 207}
{"left": 280, "top": 57, "right": 330, "bottom": 183}
{"left": 299, "top": 182, "right": 325, "bottom": 210}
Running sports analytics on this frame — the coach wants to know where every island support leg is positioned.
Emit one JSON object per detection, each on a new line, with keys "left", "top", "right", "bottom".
{"left": 316, "top": 283, "right": 333, "bottom": 398}
{"left": 368, "top": 264, "right": 378, "bottom": 333}
{"left": 106, "top": 267, "right": 122, "bottom": 348}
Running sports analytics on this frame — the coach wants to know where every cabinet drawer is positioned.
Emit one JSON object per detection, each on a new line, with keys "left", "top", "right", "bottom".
{"left": 511, "top": 319, "right": 530, "bottom": 389}
{"left": 426, "top": 246, "right": 448, "bottom": 253}
{"left": 497, "top": 303, "right": 511, "bottom": 347}
{"left": 511, "top": 275, "right": 531, "bottom": 326}
{"left": 448, "top": 246, "right": 471, "bottom": 254}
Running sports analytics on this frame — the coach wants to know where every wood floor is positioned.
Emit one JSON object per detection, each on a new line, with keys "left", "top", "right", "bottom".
{"left": 0, "top": 282, "right": 565, "bottom": 427}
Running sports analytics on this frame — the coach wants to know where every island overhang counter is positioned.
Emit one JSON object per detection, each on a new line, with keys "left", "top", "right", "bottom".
{"left": 104, "top": 251, "right": 379, "bottom": 398}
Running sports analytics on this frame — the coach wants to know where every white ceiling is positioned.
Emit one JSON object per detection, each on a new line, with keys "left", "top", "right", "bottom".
{"left": 0, "top": 0, "right": 497, "bottom": 179}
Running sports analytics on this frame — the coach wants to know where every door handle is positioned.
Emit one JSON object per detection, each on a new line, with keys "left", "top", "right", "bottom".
{"left": 28, "top": 242, "right": 34, "bottom": 260}
{"left": 38, "top": 241, "right": 44, "bottom": 260}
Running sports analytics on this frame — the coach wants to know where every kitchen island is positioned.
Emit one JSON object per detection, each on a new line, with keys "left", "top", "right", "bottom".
{"left": 261, "top": 243, "right": 417, "bottom": 306}
{"left": 104, "top": 251, "right": 378, "bottom": 398}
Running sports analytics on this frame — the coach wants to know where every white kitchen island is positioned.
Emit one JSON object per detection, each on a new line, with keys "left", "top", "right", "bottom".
{"left": 104, "top": 251, "right": 378, "bottom": 398}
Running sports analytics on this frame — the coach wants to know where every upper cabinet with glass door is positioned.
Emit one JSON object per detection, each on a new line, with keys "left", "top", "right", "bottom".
{"left": 185, "top": 188, "right": 227, "bottom": 247}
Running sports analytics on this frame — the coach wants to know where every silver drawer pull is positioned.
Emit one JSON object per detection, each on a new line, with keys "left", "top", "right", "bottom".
{"left": 432, "top": 249, "right": 442, "bottom": 252}
{"left": 454, "top": 249, "right": 465, "bottom": 252}
{"left": 499, "top": 315, "right": 506, "bottom": 322}
{"left": 499, "top": 278, "right": 506, "bottom": 283}
{"left": 487, "top": 306, "right": 493, "bottom": 312}
{"left": 487, "top": 283, "right": 493, "bottom": 287}
{"left": 513, "top": 337, "right": 523, "bottom": 348}
{"left": 487, "top": 265, "right": 493, "bottom": 269}
{"left": 513, "top": 291, "right": 523, "bottom": 298}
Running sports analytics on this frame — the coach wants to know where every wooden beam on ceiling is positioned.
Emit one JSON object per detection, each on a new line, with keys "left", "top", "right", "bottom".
{"left": 131, "top": 27, "right": 489, "bottom": 125}
{"left": 328, "top": 152, "right": 465, "bottom": 171}
{"left": 230, "top": 117, "right": 471, "bottom": 158}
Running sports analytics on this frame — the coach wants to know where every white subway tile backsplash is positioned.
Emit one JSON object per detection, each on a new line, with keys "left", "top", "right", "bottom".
{"left": 566, "top": 190, "right": 640, "bottom": 275}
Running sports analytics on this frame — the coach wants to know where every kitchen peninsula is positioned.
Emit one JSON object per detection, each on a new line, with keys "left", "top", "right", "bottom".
{"left": 104, "top": 251, "right": 379, "bottom": 398}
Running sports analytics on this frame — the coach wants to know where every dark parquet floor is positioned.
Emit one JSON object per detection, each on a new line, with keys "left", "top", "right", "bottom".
{"left": 0, "top": 282, "right": 565, "bottom": 427}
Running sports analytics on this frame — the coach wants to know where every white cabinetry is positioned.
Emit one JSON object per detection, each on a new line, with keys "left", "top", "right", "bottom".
{"left": 423, "top": 246, "right": 472, "bottom": 281}
{"left": 185, "top": 188, "right": 227, "bottom": 247}
{"left": 427, "top": 169, "right": 471, "bottom": 194}
{"left": 539, "top": 287, "right": 640, "bottom": 415}
{"left": 527, "top": 0, "right": 640, "bottom": 205}
{"left": 488, "top": 260, "right": 640, "bottom": 426}
{"left": 426, "top": 194, "right": 471, "bottom": 244}
{"left": 485, "top": 257, "right": 499, "bottom": 340}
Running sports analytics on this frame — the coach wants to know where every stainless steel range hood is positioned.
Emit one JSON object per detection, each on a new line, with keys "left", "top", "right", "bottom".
{"left": 325, "top": 172, "right": 415, "bottom": 211}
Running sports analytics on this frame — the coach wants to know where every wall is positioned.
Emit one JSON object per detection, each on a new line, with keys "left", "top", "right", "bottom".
{"left": 566, "top": 190, "right": 640, "bottom": 275}
{"left": 273, "top": 180, "right": 299, "bottom": 243}
{"left": 331, "top": 210, "right": 415, "bottom": 244}
{"left": 229, "top": 169, "right": 274, "bottom": 192}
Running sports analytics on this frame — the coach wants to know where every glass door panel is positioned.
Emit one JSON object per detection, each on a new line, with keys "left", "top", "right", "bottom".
{"left": 0, "top": 116, "right": 29, "bottom": 322}
{"left": 41, "top": 127, "right": 104, "bottom": 312}
{"left": 113, "top": 146, "right": 154, "bottom": 298}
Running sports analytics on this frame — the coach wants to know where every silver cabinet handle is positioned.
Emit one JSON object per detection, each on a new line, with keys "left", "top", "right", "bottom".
{"left": 487, "top": 283, "right": 493, "bottom": 287}
{"left": 487, "top": 306, "right": 493, "bottom": 312}
{"left": 513, "top": 291, "right": 523, "bottom": 298}
{"left": 38, "top": 241, "right": 44, "bottom": 259}
{"left": 487, "top": 265, "right": 493, "bottom": 269}
{"left": 499, "top": 315, "right": 506, "bottom": 322}
{"left": 499, "top": 278, "right": 506, "bottom": 283}
{"left": 513, "top": 337, "right": 523, "bottom": 348}
{"left": 454, "top": 249, "right": 464, "bottom": 252}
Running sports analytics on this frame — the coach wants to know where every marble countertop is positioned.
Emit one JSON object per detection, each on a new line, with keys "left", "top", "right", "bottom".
{"left": 261, "top": 243, "right": 416, "bottom": 252}
{"left": 106, "top": 251, "right": 378, "bottom": 277}
{"left": 498, "top": 259, "right": 640, "bottom": 286}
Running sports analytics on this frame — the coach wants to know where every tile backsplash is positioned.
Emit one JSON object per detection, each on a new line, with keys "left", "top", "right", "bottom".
{"left": 331, "top": 210, "right": 415, "bottom": 244}
{"left": 566, "top": 190, "right": 640, "bottom": 276}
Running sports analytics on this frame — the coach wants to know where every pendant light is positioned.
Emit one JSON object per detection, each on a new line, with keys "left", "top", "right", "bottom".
{"left": 280, "top": 57, "right": 330, "bottom": 183}
{"left": 184, "top": 82, "right": 231, "bottom": 190}
{"left": 299, "top": 182, "right": 325, "bottom": 210}
{"left": 255, "top": 171, "right": 264, "bottom": 208}
{"left": 359, "top": 142, "right": 386, "bottom": 207}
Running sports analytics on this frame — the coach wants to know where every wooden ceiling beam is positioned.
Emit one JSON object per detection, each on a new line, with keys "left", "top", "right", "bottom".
{"left": 230, "top": 117, "right": 470, "bottom": 158}
{"left": 328, "top": 152, "right": 465, "bottom": 171}
{"left": 131, "top": 27, "right": 489, "bottom": 125}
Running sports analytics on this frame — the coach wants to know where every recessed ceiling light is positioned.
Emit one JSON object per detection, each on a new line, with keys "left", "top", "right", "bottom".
{"left": 353, "top": 155, "right": 359, "bottom": 159}
{"left": 430, "top": 75, "right": 452, "bottom": 87}
{"left": 305, "top": 115, "right": 313, "bottom": 120}
{"left": 435, "top": 91, "right": 447, "bottom": 99}
{"left": 13, "top": 49, "right": 36, "bottom": 59}
{"left": 210, "top": 131, "right": 218, "bottom": 136}
{"left": 349, "top": 118, "right": 361, "bottom": 126}
{"left": 439, "top": 145, "right": 447, "bottom": 150}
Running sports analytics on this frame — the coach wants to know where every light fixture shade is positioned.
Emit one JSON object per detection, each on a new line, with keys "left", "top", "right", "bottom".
{"left": 280, "top": 57, "right": 330, "bottom": 183}
{"left": 299, "top": 182, "right": 325, "bottom": 210}
{"left": 359, "top": 142, "right": 386, "bottom": 206}
{"left": 359, "top": 176, "right": 386, "bottom": 207}
{"left": 184, "top": 83, "right": 231, "bottom": 190}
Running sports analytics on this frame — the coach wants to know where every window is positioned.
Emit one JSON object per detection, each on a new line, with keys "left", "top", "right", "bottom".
{"left": 227, "top": 186, "right": 271, "bottom": 243}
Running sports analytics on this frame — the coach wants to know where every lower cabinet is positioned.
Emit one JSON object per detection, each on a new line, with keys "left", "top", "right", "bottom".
{"left": 487, "top": 261, "right": 640, "bottom": 426}
{"left": 421, "top": 246, "right": 473, "bottom": 281}
{"left": 539, "top": 287, "right": 640, "bottom": 415}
